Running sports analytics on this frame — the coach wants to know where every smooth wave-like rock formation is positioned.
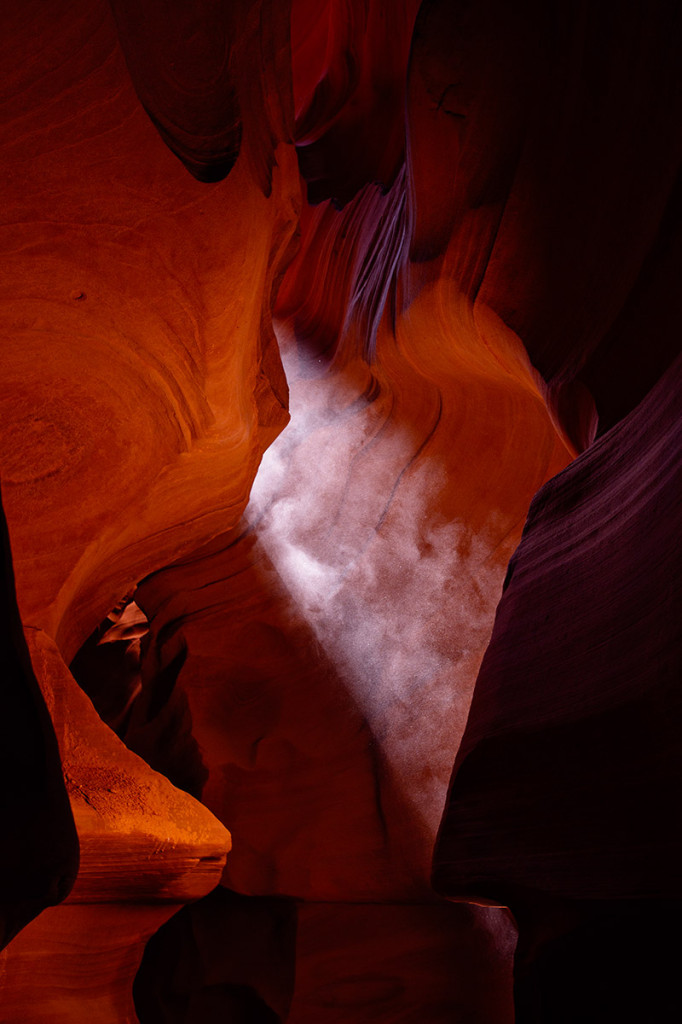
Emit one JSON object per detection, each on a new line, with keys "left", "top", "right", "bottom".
{"left": 435, "top": 353, "right": 682, "bottom": 903}
{"left": 406, "top": 0, "right": 682, "bottom": 453}
{"left": 0, "top": 0, "right": 295, "bottom": 1017}
{"left": 0, "top": 627, "right": 229, "bottom": 1024}
{"left": 0, "top": 0, "right": 680, "bottom": 1020}
{"left": 120, "top": 304, "right": 566, "bottom": 1017}
{"left": 433, "top": 353, "right": 682, "bottom": 1018}
{"left": 0, "top": 0, "right": 298, "bottom": 659}
{"left": 291, "top": 0, "right": 421, "bottom": 205}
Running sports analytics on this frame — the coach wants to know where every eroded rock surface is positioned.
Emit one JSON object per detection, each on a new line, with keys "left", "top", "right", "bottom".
{"left": 0, "top": 0, "right": 680, "bottom": 1021}
{"left": 0, "top": 627, "right": 230, "bottom": 1024}
{"left": 0, "top": 0, "right": 296, "bottom": 1017}
{"left": 0, "top": 0, "right": 298, "bottom": 660}
{"left": 434, "top": 355, "right": 682, "bottom": 1018}
{"left": 124, "top": 302, "right": 565, "bottom": 1018}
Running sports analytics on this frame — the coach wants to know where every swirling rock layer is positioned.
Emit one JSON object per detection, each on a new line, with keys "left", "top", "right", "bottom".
{"left": 0, "top": 0, "right": 680, "bottom": 1020}
{"left": 125, "top": 299, "right": 566, "bottom": 1017}
{"left": 0, "top": 0, "right": 298, "bottom": 660}
{"left": 0, "top": 0, "right": 293, "bottom": 1018}
{"left": 0, "top": 627, "right": 230, "bottom": 1023}
{"left": 434, "top": 354, "right": 682, "bottom": 1017}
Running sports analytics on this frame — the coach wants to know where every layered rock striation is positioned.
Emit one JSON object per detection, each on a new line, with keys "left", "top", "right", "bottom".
{"left": 0, "top": 0, "right": 680, "bottom": 1021}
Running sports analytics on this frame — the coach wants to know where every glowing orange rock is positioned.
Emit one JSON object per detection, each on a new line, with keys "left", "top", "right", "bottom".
{"left": 0, "top": 0, "right": 299, "bottom": 662}
{"left": 0, "top": 627, "right": 230, "bottom": 1022}
{"left": 0, "top": 0, "right": 297, "bottom": 1016}
{"left": 125, "top": 287, "right": 568, "bottom": 897}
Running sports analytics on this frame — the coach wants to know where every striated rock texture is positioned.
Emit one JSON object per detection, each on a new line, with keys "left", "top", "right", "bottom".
{"left": 0, "top": 0, "right": 680, "bottom": 1021}
{"left": 405, "top": 0, "right": 682, "bottom": 452}
{"left": 127, "top": 318, "right": 567, "bottom": 897}
{"left": 0, "top": 628, "right": 230, "bottom": 1024}
{"left": 433, "top": 354, "right": 682, "bottom": 1020}
{"left": 122, "top": 308, "right": 563, "bottom": 1017}
{"left": 411, "top": 2, "right": 682, "bottom": 1018}
{"left": 0, "top": 0, "right": 298, "bottom": 659}
{"left": 434, "top": 353, "right": 682, "bottom": 904}
{"left": 0, "top": 0, "right": 295, "bottom": 1018}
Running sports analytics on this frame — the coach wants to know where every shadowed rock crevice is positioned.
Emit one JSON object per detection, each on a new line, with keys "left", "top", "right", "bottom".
{"left": 134, "top": 888, "right": 296, "bottom": 1024}
{"left": 0, "top": 0, "right": 680, "bottom": 1020}
{"left": 0, "top": 490, "right": 79, "bottom": 951}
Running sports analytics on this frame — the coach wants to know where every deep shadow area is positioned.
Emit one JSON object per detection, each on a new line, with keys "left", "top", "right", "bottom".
{"left": 0, "top": 490, "right": 79, "bottom": 950}
{"left": 513, "top": 899, "right": 682, "bottom": 1024}
{"left": 134, "top": 888, "right": 297, "bottom": 1023}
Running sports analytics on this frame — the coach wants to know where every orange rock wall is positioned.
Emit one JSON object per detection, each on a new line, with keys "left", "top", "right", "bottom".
{"left": 0, "top": 0, "right": 299, "bottom": 658}
{"left": 0, "top": 0, "right": 680, "bottom": 1021}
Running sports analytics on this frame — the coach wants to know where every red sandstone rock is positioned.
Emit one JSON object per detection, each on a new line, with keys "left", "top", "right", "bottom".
{"left": 122, "top": 298, "right": 564, "bottom": 1015}
{"left": 292, "top": 0, "right": 421, "bottom": 205}
{"left": 434, "top": 353, "right": 682, "bottom": 904}
{"left": 109, "top": 0, "right": 243, "bottom": 182}
{"left": 0, "top": 0, "right": 299, "bottom": 661}
{"left": 0, "top": 0, "right": 680, "bottom": 1020}
{"left": 408, "top": 0, "right": 682, "bottom": 450}
{"left": 0, "top": 627, "right": 230, "bottom": 1022}
{"left": 128, "top": 312, "right": 567, "bottom": 902}
{"left": 0, "top": 0, "right": 294, "bottom": 1016}
{"left": 0, "top": 905, "right": 180, "bottom": 1024}
{"left": 433, "top": 355, "right": 682, "bottom": 1017}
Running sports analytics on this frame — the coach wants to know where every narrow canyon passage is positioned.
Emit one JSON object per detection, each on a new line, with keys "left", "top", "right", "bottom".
{"left": 115, "top": 307, "right": 568, "bottom": 1019}
{"left": 0, "top": 0, "right": 680, "bottom": 1021}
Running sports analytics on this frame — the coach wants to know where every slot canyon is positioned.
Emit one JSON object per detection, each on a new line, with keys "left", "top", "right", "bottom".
{"left": 0, "top": 0, "right": 680, "bottom": 1021}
